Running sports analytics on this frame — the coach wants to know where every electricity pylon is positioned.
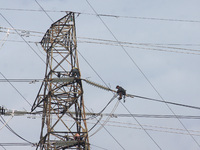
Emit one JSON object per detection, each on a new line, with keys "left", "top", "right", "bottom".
{"left": 31, "top": 12, "right": 90, "bottom": 150}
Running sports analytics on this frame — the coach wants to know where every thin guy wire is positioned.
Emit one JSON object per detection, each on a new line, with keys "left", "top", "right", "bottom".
{"left": 35, "top": 0, "right": 54, "bottom": 22}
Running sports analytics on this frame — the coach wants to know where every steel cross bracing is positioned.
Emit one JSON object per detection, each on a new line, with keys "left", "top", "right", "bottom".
{"left": 31, "top": 12, "right": 90, "bottom": 150}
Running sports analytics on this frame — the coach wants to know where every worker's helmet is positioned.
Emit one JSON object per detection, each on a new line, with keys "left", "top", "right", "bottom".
{"left": 116, "top": 85, "right": 119, "bottom": 89}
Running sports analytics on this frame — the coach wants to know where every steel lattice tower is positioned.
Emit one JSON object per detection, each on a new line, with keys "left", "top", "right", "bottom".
{"left": 31, "top": 12, "right": 90, "bottom": 150}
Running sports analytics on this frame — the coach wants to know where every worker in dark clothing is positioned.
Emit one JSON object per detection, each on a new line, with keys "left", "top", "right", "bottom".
{"left": 116, "top": 85, "right": 126, "bottom": 102}
{"left": 71, "top": 67, "right": 80, "bottom": 78}
{"left": 70, "top": 67, "right": 82, "bottom": 87}
{"left": 57, "top": 72, "right": 61, "bottom": 78}
{"left": 74, "top": 133, "right": 81, "bottom": 141}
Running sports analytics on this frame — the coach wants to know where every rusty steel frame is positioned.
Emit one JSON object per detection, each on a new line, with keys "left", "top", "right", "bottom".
{"left": 31, "top": 12, "right": 90, "bottom": 150}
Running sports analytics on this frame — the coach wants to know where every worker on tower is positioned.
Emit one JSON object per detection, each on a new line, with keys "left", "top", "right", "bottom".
{"left": 71, "top": 67, "right": 80, "bottom": 78}
{"left": 57, "top": 72, "right": 61, "bottom": 78}
{"left": 74, "top": 133, "right": 83, "bottom": 141}
{"left": 71, "top": 67, "right": 83, "bottom": 87}
{"left": 116, "top": 85, "right": 126, "bottom": 102}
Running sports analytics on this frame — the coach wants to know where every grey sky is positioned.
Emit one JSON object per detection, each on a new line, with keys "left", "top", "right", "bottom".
{"left": 0, "top": 0, "right": 200, "bottom": 150}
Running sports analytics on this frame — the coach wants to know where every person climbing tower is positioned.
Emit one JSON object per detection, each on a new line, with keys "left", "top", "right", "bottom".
{"left": 71, "top": 67, "right": 80, "bottom": 78}
{"left": 116, "top": 85, "right": 126, "bottom": 102}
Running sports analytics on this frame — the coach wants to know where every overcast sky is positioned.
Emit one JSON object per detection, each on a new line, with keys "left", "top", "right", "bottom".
{"left": 0, "top": 0, "right": 200, "bottom": 150}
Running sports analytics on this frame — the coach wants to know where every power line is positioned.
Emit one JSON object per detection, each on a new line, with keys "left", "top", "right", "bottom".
{"left": 5, "top": 108, "right": 200, "bottom": 120}
{"left": 2, "top": 38, "right": 200, "bottom": 56}
{"left": 1, "top": 38, "right": 200, "bottom": 56}
{"left": 0, "top": 79, "right": 43, "bottom": 82}
{"left": 0, "top": 26, "right": 44, "bottom": 35}
{"left": 89, "top": 113, "right": 200, "bottom": 120}
{"left": 0, "top": 116, "right": 34, "bottom": 146}
{"left": 87, "top": 119, "right": 200, "bottom": 137}
{"left": 79, "top": 40, "right": 200, "bottom": 56}
{"left": 0, "top": 72, "right": 32, "bottom": 107}
{"left": 0, "top": 8, "right": 62, "bottom": 13}
{"left": 0, "top": 143, "right": 34, "bottom": 147}
{"left": 1, "top": 26, "right": 200, "bottom": 56}
{"left": 1, "top": 77, "right": 200, "bottom": 111}
{"left": 1, "top": 27, "right": 200, "bottom": 47}
{"left": 23, "top": 112, "right": 200, "bottom": 134}
{"left": 0, "top": 7, "right": 200, "bottom": 23}
{"left": 25, "top": 114, "right": 200, "bottom": 136}
{"left": 0, "top": 142, "right": 6, "bottom": 150}
{"left": 128, "top": 94, "right": 200, "bottom": 110}
{"left": 78, "top": 38, "right": 200, "bottom": 52}
{"left": 90, "top": 144, "right": 109, "bottom": 150}
{"left": 90, "top": 99, "right": 119, "bottom": 137}
{"left": 85, "top": 106, "right": 126, "bottom": 150}
{"left": 83, "top": 78, "right": 200, "bottom": 111}
{"left": 94, "top": 13, "right": 200, "bottom": 23}
{"left": 78, "top": 37, "right": 200, "bottom": 50}
{"left": 120, "top": 101, "right": 162, "bottom": 150}
{"left": 0, "top": 39, "right": 39, "bottom": 44}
